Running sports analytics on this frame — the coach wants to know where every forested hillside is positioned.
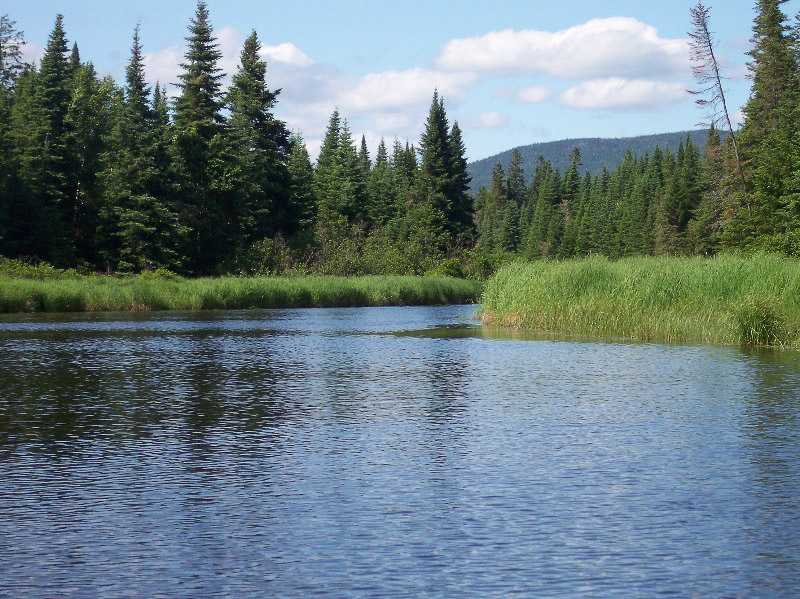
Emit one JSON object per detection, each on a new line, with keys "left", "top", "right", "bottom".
{"left": 1, "top": 0, "right": 799, "bottom": 277}
{"left": 467, "top": 130, "right": 716, "bottom": 193}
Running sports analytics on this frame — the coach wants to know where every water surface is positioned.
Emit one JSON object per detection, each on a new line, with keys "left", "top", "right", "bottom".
{"left": 1, "top": 305, "right": 799, "bottom": 597}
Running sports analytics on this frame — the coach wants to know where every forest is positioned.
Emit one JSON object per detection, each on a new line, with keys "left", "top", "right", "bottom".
{"left": 0, "top": 1, "right": 799, "bottom": 279}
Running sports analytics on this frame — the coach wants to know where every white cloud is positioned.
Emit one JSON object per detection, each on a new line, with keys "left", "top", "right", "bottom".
{"left": 560, "top": 78, "right": 686, "bottom": 110}
{"left": 259, "top": 43, "right": 312, "bottom": 67}
{"left": 472, "top": 111, "right": 509, "bottom": 129}
{"left": 21, "top": 42, "right": 45, "bottom": 66}
{"left": 338, "top": 68, "right": 476, "bottom": 112}
{"left": 143, "top": 45, "right": 184, "bottom": 93}
{"left": 436, "top": 17, "right": 688, "bottom": 79}
{"left": 141, "top": 26, "right": 473, "bottom": 160}
{"left": 518, "top": 85, "right": 550, "bottom": 104}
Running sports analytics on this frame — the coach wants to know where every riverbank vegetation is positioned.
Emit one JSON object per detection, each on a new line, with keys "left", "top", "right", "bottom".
{"left": 481, "top": 254, "right": 800, "bottom": 347}
{"left": 2, "top": 2, "right": 800, "bottom": 326}
{"left": 0, "top": 259, "right": 481, "bottom": 313}
{"left": 2, "top": 1, "right": 799, "bottom": 281}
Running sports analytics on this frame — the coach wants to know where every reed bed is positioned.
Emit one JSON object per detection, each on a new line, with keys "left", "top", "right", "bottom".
{"left": 481, "top": 254, "right": 800, "bottom": 347}
{"left": 0, "top": 274, "right": 482, "bottom": 314}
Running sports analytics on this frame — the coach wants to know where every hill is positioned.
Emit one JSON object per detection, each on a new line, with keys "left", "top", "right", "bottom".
{"left": 467, "top": 130, "right": 715, "bottom": 193}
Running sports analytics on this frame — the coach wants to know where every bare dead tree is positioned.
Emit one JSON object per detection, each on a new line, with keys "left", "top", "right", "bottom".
{"left": 688, "top": 1, "right": 748, "bottom": 197}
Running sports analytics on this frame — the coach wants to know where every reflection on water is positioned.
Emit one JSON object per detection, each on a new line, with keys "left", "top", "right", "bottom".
{"left": 1, "top": 305, "right": 799, "bottom": 597}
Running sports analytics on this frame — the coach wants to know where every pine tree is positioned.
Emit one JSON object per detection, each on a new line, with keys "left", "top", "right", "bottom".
{"left": 101, "top": 25, "right": 185, "bottom": 272}
{"left": 172, "top": 1, "right": 226, "bottom": 273}
{"left": 31, "top": 14, "right": 74, "bottom": 265}
{"left": 367, "top": 137, "right": 396, "bottom": 226}
{"left": 287, "top": 132, "right": 316, "bottom": 234}
{"left": 67, "top": 63, "right": 114, "bottom": 265}
{"left": 742, "top": 0, "right": 796, "bottom": 150}
{"left": 447, "top": 121, "right": 473, "bottom": 241}
{"left": 416, "top": 92, "right": 454, "bottom": 245}
{"left": 313, "top": 110, "right": 367, "bottom": 231}
{"left": 0, "top": 14, "right": 25, "bottom": 89}
{"left": 0, "top": 15, "right": 25, "bottom": 254}
{"left": 227, "top": 30, "right": 291, "bottom": 241}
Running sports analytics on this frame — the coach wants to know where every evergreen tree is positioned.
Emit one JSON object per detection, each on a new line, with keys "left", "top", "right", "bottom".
{"left": 287, "top": 132, "right": 316, "bottom": 234}
{"left": 416, "top": 91, "right": 454, "bottom": 244}
{"left": 447, "top": 121, "right": 473, "bottom": 241}
{"left": 172, "top": 1, "right": 226, "bottom": 273}
{"left": 30, "top": 14, "right": 74, "bottom": 265}
{"left": 367, "top": 137, "right": 396, "bottom": 226}
{"left": 227, "top": 30, "right": 291, "bottom": 240}
{"left": 101, "top": 25, "right": 185, "bottom": 271}
{"left": 0, "top": 14, "right": 25, "bottom": 89}
{"left": 0, "top": 15, "right": 25, "bottom": 254}
{"left": 67, "top": 63, "right": 114, "bottom": 265}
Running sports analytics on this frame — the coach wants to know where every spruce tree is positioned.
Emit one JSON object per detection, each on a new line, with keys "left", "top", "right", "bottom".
{"left": 67, "top": 63, "right": 114, "bottom": 265}
{"left": 367, "top": 138, "right": 396, "bottom": 226}
{"left": 30, "top": 14, "right": 74, "bottom": 265}
{"left": 447, "top": 121, "right": 473, "bottom": 241}
{"left": 101, "top": 25, "right": 185, "bottom": 272}
{"left": 287, "top": 132, "right": 316, "bottom": 234}
{"left": 227, "top": 30, "right": 291, "bottom": 240}
{"left": 0, "top": 15, "right": 25, "bottom": 255}
{"left": 172, "top": 1, "right": 226, "bottom": 273}
{"left": 416, "top": 92, "right": 454, "bottom": 244}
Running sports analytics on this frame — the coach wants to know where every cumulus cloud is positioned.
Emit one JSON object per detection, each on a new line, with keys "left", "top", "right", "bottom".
{"left": 517, "top": 85, "right": 550, "bottom": 104}
{"left": 560, "top": 78, "right": 686, "bottom": 110}
{"left": 21, "top": 42, "right": 45, "bottom": 66}
{"left": 338, "top": 68, "right": 476, "bottom": 112}
{"left": 143, "top": 45, "right": 184, "bottom": 92}
{"left": 472, "top": 111, "right": 509, "bottom": 129}
{"left": 259, "top": 43, "right": 313, "bottom": 67}
{"left": 139, "top": 27, "right": 473, "bottom": 158}
{"left": 436, "top": 17, "right": 688, "bottom": 79}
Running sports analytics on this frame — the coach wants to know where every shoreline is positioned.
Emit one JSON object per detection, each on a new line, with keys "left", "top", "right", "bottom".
{"left": 480, "top": 254, "right": 800, "bottom": 348}
{"left": 0, "top": 274, "right": 483, "bottom": 314}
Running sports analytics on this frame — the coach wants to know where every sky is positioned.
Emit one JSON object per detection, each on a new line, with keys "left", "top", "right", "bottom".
{"left": 5, "top": 0, "right": 800, "bottom": 161}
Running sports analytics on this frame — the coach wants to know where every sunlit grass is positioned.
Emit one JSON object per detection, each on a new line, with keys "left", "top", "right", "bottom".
{"left": 0, "top": 274, "right": 482, "bottom": 313}
{"left": 481, "top": 254, "right": 800, "bottom": 347}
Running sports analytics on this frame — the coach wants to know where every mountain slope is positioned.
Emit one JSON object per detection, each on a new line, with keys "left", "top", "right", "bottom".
{"left": 467, "top": 130, "right": 714, "bottom": 193}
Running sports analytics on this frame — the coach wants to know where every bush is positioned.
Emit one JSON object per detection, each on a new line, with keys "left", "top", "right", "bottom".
{"left": 0, "top": 257, "right": 75, "bottom": 280}
{"left": 734, "top": 296, "right": 787, "bottom": 346}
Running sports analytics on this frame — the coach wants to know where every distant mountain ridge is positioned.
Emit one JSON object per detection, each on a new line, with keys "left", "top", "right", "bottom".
{"left": 467, "top": 130, "right": 714, "bottom": 193}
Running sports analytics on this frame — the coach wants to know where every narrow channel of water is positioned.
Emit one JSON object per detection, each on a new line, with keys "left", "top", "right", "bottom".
{"left": 1, "top": 305, "right": 798, "bottom": 596}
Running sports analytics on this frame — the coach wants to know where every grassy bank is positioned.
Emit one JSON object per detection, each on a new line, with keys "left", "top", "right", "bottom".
{"left": 0, "top": 272, "right": 482, "bottom": 313}
{"left": 481, "top": 254, "right": 800, "bottom": 347}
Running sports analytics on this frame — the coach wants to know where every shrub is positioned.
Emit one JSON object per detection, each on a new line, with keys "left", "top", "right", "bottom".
{"left": 734, "top": 296, "right": 787, "bottom": 346}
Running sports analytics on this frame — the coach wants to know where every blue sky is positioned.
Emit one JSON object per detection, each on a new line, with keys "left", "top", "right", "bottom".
{"left": 6, "top": 0, "right": 799, "bottom": 160}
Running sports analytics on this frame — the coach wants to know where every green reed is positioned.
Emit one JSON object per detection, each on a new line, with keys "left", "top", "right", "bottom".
{"left": 0, "top": 273, "right": 482, "bottom": 313}
{"left": 481, "top": 254, "right": 800, "bottom": 347}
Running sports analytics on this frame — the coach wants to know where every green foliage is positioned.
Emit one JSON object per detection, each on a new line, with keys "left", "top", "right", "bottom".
{"left": 0, "top": 270, "right": 481, "bottom": 313}
{"left": 0, "top": 256, "right": 75, "bottom": 279}
{"left": 468, "top": 130, "right": 716, "bottom": 194}
{"left": 734, "top": 295, "right": 787, "bottom": 346}
{"left": 482, "top": 254, "right": 800, "bottom": 347}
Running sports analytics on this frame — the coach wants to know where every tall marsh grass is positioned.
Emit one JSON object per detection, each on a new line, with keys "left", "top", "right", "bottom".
{"left": 481, "top": 254, "right": 800, "bottom": 347}
{"left": 0, "top": 272, "right": 481, "bottom": 314}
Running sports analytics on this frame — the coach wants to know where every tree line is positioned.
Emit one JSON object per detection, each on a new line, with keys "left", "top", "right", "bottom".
{"left": 477, "top": 0, "right": 800, "bottom": 261}
{"left": 0, "top": 3, "right": 472, "bottom": 276}
{"left": 1, "top": 1, "right": 799, "bottom": 277}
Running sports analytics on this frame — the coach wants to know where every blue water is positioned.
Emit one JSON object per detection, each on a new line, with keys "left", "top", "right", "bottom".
{"left": 1, "top": 305, "right": 799, "bottom": 597}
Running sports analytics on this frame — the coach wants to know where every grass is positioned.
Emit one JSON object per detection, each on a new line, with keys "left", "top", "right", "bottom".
{"left": 480, "top": 254, "right": 800, "bottom": 348}
{"left": 0, "top": 272, "right": 482, "bottom": 314}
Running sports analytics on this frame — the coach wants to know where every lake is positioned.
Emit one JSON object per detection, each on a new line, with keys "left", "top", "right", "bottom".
{"left": 1, "top": 305, "right": 799, "bottom": 597}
